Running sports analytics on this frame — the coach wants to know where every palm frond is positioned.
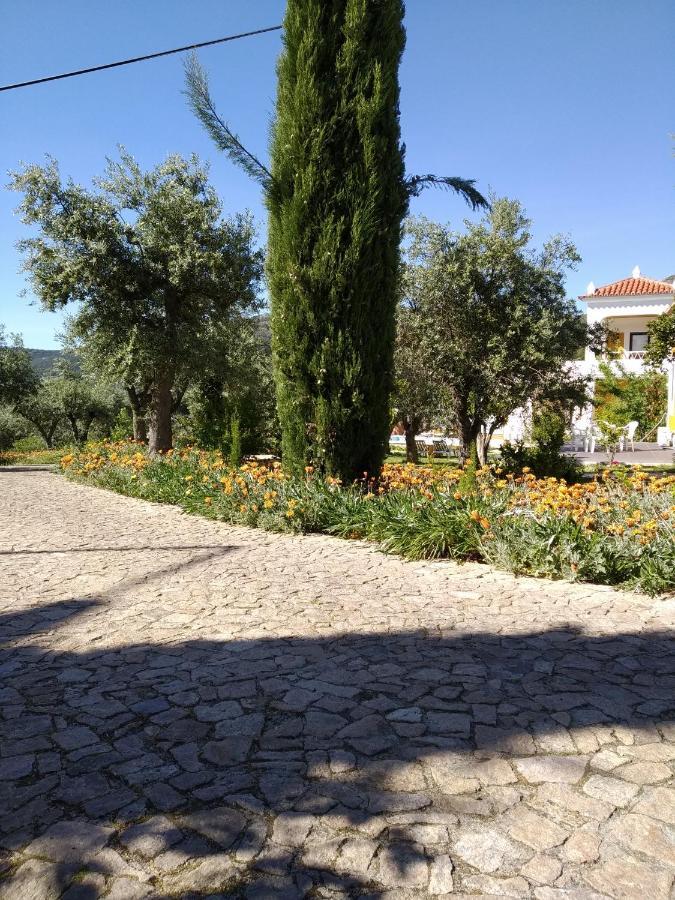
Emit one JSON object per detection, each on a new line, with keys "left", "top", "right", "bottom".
{"left": 405, "top": 174, "right": 489, "bottom": 211}
{"left": 183, "top": 54, "right": 272, "bottom": 188}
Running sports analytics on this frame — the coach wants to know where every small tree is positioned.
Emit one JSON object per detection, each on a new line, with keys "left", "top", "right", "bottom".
{"left": 594, "top": 362, "right": 667, "bottom": 438}
{"left": 646, "top": 307, "right": 675, "bottom": 367}
{"left": 393, "top": 305, "right": 442, "bottom": 462}
{"left": 402, "top": 202, "right": 593, "bottom": 464}
{"left": 0, "top": 406, "right": 30, "bottom": 452}
{"left": 15, "top": 380, "right": 64, "bottom": 448}
{"left": 0, "top": 326, "right": 38, "bottom": 404}
{"left": 10, "top": 151, "right": 263, "bottom": 453}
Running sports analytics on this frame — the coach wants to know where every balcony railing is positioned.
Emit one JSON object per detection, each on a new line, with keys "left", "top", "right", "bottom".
{"left": 626, "top": 351, "right": 646, "bottom": 360}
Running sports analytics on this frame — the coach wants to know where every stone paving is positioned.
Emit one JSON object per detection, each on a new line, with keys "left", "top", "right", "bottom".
{"left": 0, "top": 469, "right": 673, "bottom": 899}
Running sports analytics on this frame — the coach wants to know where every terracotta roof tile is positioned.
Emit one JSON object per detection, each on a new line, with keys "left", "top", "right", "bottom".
{"left": 581, "top": 276, "right": 674, "bottom": 299}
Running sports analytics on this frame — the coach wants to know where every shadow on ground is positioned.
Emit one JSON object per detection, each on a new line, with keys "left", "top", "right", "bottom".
{"left": 0, "top": 598, "right": 673, "bottom": 898}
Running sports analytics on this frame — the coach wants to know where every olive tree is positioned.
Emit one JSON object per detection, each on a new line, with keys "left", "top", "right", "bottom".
{"left": 10, "top": 151, "right": 263, "bottom": 452}
{"left": 401, "top": 202, "right": 593, "bottom": 464}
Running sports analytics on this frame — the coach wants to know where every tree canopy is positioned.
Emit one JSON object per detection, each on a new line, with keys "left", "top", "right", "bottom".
{"left": 646, "top": 306, "right": 675, "bottom": 367}
{"left": 0, "top": 325, "right": 38, "bottom": 404}
{"left": 400, "top": 201, "right": 593, "bottom": 463}
{"left": 10, "top": 151, "right": 263, "bottom": 452}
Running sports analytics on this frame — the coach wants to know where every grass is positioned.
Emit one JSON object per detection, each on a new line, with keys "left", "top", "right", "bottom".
{"left": 61, "top": 442, "right": 675, "bottom": 596}
{"left": 0, "top": 448, "right": 68, "bottom": 466}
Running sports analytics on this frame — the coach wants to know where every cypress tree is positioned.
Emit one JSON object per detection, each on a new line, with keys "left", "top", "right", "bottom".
{"left": 185, "top": 1, "right": 486, "bottom": 479}
{"left": 266, "top": 0, "right": 407, "bottom": 479}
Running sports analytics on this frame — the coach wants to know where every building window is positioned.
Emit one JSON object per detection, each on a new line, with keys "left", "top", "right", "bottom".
{"left": 629, "top": 332, "right": 650, "bottom": 352}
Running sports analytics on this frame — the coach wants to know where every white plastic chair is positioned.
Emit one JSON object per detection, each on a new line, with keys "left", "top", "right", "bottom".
{"left": 584, "top": 427, "right": 600, "bottom": 453}
{"left": 620, "top": 421, "right": 639, "bottom": 452}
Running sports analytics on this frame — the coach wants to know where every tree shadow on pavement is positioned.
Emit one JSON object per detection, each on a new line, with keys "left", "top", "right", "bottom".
{"left": 0, "top": 601, "right": 673, "bottom": 898}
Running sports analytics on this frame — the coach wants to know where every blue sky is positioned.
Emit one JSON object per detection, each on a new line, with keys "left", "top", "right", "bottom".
{"left": 1, "top": 0, "right": 673, "bottom": 349}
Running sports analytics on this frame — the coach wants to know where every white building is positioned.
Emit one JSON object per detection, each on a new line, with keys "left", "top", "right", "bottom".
{"left": 576, "top": 266, "right": 675, "bottom": 441}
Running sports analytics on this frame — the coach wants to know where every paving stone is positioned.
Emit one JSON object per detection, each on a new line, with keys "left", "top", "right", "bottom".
{"left": 23, "top": 819, "right": 114, "bottom": 863}
{"left": 180, "top": 806, "right": 248, "bottom": 849}
{"left": 512, "top": 755, "right": 587, "bottom": 784}
{"left": 143, "top": 781, "right": 184, "bottom": 810}
{"left": 61, "top": 873, "right": 107, "bottom": 899}
{"left": 0, "top": 858, "right": 78, "bottom": 900}
{"left": 583, "top": 855, "right": 673, "bottom": 899}
{"left": 334, "top": 836, "right": 378, "bottom": 877}
{"left": 0, "top": 754, "right": 34, "bottom": 780}
{"left": 462, "top": 873, "right": 530, "bottom": 896}
{"left": 202, "top": 736, "right": 253, "bottom": 765}
{"left": 453, "top": 827, "right": 527, "bottom": 874}
{"left": 52, "top": 726, "right": 99, "bottom": 751}
{"left": 582, "top": 774, "right": 640, "bottom": 807}
{"left": 560, "top": 829, "right": 600, "bottom": 863}
{"left": 630, "top": 785, "right": 675, "bottom": 824}
{"left": 533, "top": 783, "right": 614, "bottom": 821}
{"left": 119, "top": 814, "right": 183, "bottom": 858}
{"left": 104, "top": 877, "right": 153, "bottom": 899}
{"left": 428, "top": 854, "right": 454, "bottom": 894}
{"left": 271, "top": 812, "right": 316, "bottom": 847}
{"left": 375, "top": 844, "right": 428, "bottom": 888}
{"left": 503, "top": 805, "right": 570, "bottom": 850}
{"left": 614, "top": 759, "right": 672, "bottom": 784}
{"left": 605, "top": 812, "right": 675, "bottom": 865}
{"left": 520, "top": 853, "right": 562, "bottom": 885}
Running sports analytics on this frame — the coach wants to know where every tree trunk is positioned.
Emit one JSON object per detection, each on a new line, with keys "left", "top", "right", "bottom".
{"left": 404, "top": 416, "right": 420, "bottom": 463}
{"left": 67, "top": 415, "right": 81, "bottom": 445}
{"left": 457, "top": 412, "right": 478, "bottom": 465}
{"left": 132, "top": 408, "right": 147, "bottom": 443}
{"left": 148, "top": 377, "right": 173, "bottom": 454}
{"left": 80, "top": 414, "right": 95, "bottom": 445}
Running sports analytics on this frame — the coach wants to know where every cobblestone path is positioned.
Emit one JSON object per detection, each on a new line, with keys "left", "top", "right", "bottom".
{"left": 0, "top": 470, "right": 674, "bottom": 899}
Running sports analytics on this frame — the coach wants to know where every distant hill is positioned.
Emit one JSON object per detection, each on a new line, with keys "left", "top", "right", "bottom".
{"left": 27, "top": 348, "right": 78, "bottom": 376}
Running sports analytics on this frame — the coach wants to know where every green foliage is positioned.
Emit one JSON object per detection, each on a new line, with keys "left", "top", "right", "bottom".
{"left": 228, "top": 414, "right": 242, "bottom": 468}
{"left": 266, "top": 0, "right": 408, "bottom": 479}
{"left": 499, "top": 403, "right": 582, "bottom": 480}
{"left": 401, "top": 203, "right": 592, "bottom": 464}
{"left": 393, "top": 305, "right": 442, "bottom": 461}
{"left": 10, "top": 151, "right": 263, "bottom": 453}
{"left": 109, "top": 407, "right": 134, "bottom": 442}
{"left": 0, "top": 326, "right": 38, "bottom": 404}
{"left": 0, "top": 406, "right": 30, "bottom": 451}
{"left": 186, "top": 317, "right": 278, "bottom": 456}
{"left": 645, "top": 305, "right": 675, "bottom": 366}
{"left": 499, "top": 441, "right": 582, "bottom": 481}
{"left": 12, "top": 434, "right": 48, "bottom": 452}
{"left": 594, "top": 362, "right": 667, "bottom": 437}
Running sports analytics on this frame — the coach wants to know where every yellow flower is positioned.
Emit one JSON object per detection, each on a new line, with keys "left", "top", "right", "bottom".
{"left": 204, "top": 497, "right": 212, "bottom": 505}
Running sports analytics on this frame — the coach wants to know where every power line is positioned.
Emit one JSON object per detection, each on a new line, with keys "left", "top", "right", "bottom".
{"left": 0, "top": 25, "right": 283, "bottom": 93}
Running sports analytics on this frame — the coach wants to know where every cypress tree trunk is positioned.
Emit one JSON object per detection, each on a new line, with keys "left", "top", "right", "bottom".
{"left": 267, "top": 0, "right": 407, "bottom": 481}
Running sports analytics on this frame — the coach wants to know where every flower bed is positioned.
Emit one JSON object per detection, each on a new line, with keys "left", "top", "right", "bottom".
{"left": 61, "top": 442, "right": 675, "bottom": 595}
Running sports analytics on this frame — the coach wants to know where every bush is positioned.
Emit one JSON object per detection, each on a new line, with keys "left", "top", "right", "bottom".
{"left": 499, "top": 440, "right": 582, "bottom": 481}
{"left": 0, "top": 407, "right": 30, "bottom": 451}
{"left": 61, "top": 443, "right": 675, "bottom": 595}
{"left": 499, "top": 405, "right": 582, "bottom": 481}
